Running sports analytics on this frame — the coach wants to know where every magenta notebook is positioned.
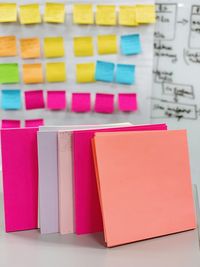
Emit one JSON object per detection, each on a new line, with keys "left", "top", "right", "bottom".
{"left": 1, "top": 127, "right": 39, "bottom": 232}
{"left": 73, "top": 124, "right": 168, "bottom": 235}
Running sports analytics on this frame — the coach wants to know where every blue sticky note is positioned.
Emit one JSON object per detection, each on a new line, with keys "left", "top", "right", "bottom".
{"left": 121, "top": 34, "right": 141, "bottom": 55}
{"left": 116, "top": 64, "right": 135, "bottom": 85}
{"left": 95, "top": 60, "right": 115, "bottom": 83}
{"left": 1, "top": 89, "right": 21, "bottom": 110}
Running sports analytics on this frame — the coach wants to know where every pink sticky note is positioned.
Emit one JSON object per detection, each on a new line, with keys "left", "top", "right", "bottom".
{"left": 25, "top": 119, "right": 44, "bottom": 127}
{"left": 1, "top": 127, "right": 39, "bottom": 232}
{"left": 25, "top": 90, "right": 45, "bottom": 110}
{"left": 118, "top": 93, "right": 138, "bottom": 111}
{"left": 47, "top": 90, "right": 66, "bottom": 110}
{"left": 95, "top": 93, "right": 114, "bottom": 113}
{"left": 72, "top": 93, "right": 91, "bottom": 112}
{"left": 1, "top": 120, "right": 21, "bottom": 128}
{"left": 73, "top": 124, "right": 168, "bottom": 235}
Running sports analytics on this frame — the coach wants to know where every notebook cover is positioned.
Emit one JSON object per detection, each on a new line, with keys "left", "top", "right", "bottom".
{"left": 1, "top": 127, "right": 39, "bottom": 232}
{"left": 38, "top": 123, "right": 131, "bottom": 234}
{"left": 93, "top": 130, "right": 196, "bottom": 247}
{"left": 73, "top": 124, "right": 168, "bottom": 235}
{"left": 57, "top": 123, "right": 132, "bottom": 234}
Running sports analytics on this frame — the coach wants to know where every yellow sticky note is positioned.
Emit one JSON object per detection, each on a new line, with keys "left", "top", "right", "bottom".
{"left": 73, "top": 4, "right": 93, "bottom": 24}
{"left": 46, "top": 62, "right": 66, "bottom": 82}
{"left": 44, "top": 37, "right": 64, "bottom": 58}
{"left": 20, "top": 38, "right": 40, "bottom": 59}
{"left": 20, "top": 4, "right": 41, "bottom": 24}
{"left": 23, "top": 63, "right": 43, "bottom": 84}
{"left": 0, "top": 3, "right": 17, "bottom": 22}
{"left": 119, "top": 6, "right": 138, "bottom": 26}
{"left": 76, "top": 63, "right": 95, "bottom": 83}
{"left": 97, "top": 35, "right": 117, "bottom": 55}
{"left": 44, "top": 3, "right": 65, "bottom": 23}
{"left": 96, "top": 5, "right": 116, "bottom": 26}
{"left": 136, "top": 5, "right": 156, "bottom": 24}
{"left": 0, "top": 36, "right": 17, "bottom": 57}
{"left": 74, "top": 37, "right": 93, "bottom": 57}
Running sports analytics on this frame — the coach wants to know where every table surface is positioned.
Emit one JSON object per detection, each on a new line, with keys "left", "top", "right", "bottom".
{"left": 0, "top": 191, "right": 199, "bottom": 267}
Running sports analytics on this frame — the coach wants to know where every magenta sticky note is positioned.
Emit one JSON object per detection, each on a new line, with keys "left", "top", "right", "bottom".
{"left": 118, "top": 93, "right": 138, "bottom": 112}
{"left": 1, "top": 127, "right": 39, "bottom": 232}
{"left": 73, "top": 124, "right": 168, "bottom": 235}
{"left": 47, "top": 90, "right": 66, "bottom": 110}
{"left": 95, "top": 93, "right": 114, "bottom": 113}
{"left": 1, "top": 120, "right": 21, "bottom": 128}
{"left": 72, "top": 93, "right": 91, "bottom": 112}
{"left": 25, "top": 119, "right": 44, "bottom": 127}
{"left": 25, "top": 90, "right": 45, "bottom": 110}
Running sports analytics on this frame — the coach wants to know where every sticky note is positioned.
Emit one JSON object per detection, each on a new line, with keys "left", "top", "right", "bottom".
{"left": 44, "top": 37, "right": 65, "bottom": 58}
{"left": 0, "top": 36, "right": 17, "bottom": 57}
{"left": 72, "top": 93, "right": 91, "bottom": 112}
{"left": 119, "top": 6, "right": 138, "bottom": 26}
{"left": 95, "top": 61, "right": 115, "bottom": 83}
{"left": 0, "top": 3, "right": 17, "bottom": 22}
{"left": 20, "top": 38, "right": 40, "bottom": 59}
{"left": 23, "top": 64, "right": 43, "bottom": 84}
{"left": 118, "top": 93, "right": 138, "bottom": 112}
{"left": 1, "top": 120, "right": 20, "bottom": 128}
{"left": 25, "top": 119, "right": 44, "bottom": 127}
{"left": 44, "top": 3, "right": 65, "bottom": 23}
{"left": 47, "top": 91, "right": 66, "bottom": 110}
{"left": 121, "top": 34, "right": 141, "bottom": 55}
{"left": 95, "top": 93, "right": 114, "bottom": 113}
{"left": 46, "top": 62, "right": 66, "bottom": 82}
{"left": 76, "top": 63, "right": 95, "bottom": 83}
{"left": 74, "top": 37, "right": 93, "bottom": 57}
{"left": 1, "top": 90, "right": 21, "bottom": 110}
{"left": 136, "top": 5, "right": 156, "bottom": 24}
{"left": 73, "top": 4, "right": 93, "bottom": 24}
{"left": 0, "top": 63, "right": 19, "bottom": 84}
{"left": 19, "top": 4, "right": 41, "bottom": 24}
{"left": 97, "top": 35, "right": 117, "bottom": 55}
{"left": 116, "top": 64, "right": 135, "bottom": 85}
{"left": 96, "top": 5, "right": 116, "bottom": 26}
{"left": 25, "top": 90, "right": 45, "bottom": 110}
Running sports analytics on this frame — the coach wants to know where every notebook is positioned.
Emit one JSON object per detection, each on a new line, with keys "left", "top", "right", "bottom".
{"left": 57, "top": 123, "right": 132, "bottom": 234}
{"left": 73, "top": 124, "right": 168, "bottom": 235}
{"left": 1, "top": 127, "right": 38, "bottom": 232}
{"left": 92, "top": 130, "right": 196, "bottom": 247}
{"left": 38, "top": 123, "right": 131, "bottom": 234}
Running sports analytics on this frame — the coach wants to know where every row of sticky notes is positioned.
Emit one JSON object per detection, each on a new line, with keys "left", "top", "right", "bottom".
{"left": 76, "top": 61, "right": 135, "bottom": 85}
{"left": 0, "top": 36, "right": 65, "bottom": 59}
{"left": 0, "top": 62, "right": 66, "bottom": 84}
{"left": 0, "top": 3, "right": 155, "bottom": 25}
{"left": 0, "top": 90, "right": 138, "bottom": 113}
{"left": 0, "top": 34, "right": 141, "bottom": 58}
{"left": 1, "top": 119, "right": 44, "bottom": 129}
{"left": 0, "top": 61, "right": 135, "bottom": 85}
{"left": 74, "top": 34, "right": 141, "bottom": 56}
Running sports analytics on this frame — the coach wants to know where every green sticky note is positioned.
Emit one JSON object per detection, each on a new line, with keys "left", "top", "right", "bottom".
{"left": 0, "top": 63, "right": 19, "bottom": 84}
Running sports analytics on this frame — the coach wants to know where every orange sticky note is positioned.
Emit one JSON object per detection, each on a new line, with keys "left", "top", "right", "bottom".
{"left": 93, "top": 130, "right": 196, "bottom": 247}
{"left": 20, "top": 38, "right": 40, "bottom": 59}
{"left": 0, "top": 36, "right": 17, "bottom": 57}
{"left": 22, "top": 63, "right": 43, "bottom": 84}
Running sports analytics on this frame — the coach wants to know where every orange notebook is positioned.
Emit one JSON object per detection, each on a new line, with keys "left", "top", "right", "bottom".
{"left": 92, "top": 130, "right": 196, "bottom": 247}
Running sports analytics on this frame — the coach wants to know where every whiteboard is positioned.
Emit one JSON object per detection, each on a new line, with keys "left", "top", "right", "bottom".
{"left": 0, "top": 0, "right": 155, "bottom": 126}
{"left": 152, "top": 0, "right": 200, "bottom": 202}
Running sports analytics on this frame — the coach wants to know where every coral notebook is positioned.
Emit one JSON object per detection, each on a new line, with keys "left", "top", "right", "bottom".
{"left": 92, "top": 130, "right": 196, "bottom": 247}
{"left": 1, "top": 128, "right": 39, "bottom": 232}
{"left": 73, "top": 124, "right": 167, "bottom": 235}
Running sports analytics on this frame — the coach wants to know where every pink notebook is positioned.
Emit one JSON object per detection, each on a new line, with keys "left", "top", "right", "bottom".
{"left": 1, "top": 127, "right": 39, "bottom": 232}
{"left": 73, "top": 124, "right": 167, "bottom": 235}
